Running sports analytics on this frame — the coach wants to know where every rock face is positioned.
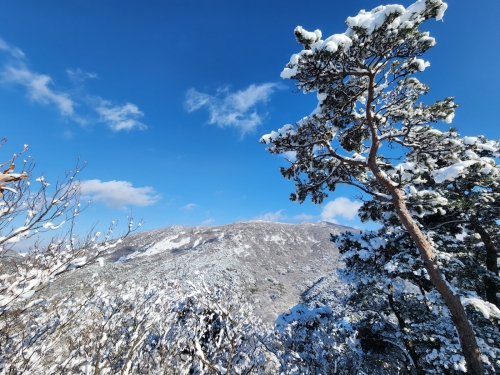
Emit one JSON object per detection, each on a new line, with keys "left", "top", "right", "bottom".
{"left": 54, "top": 221, "right": 353, "bottom": 323}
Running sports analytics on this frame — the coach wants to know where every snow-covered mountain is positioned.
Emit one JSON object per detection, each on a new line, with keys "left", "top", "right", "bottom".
{"left": 53, "top": 220, "right": 354, "bottom": 322}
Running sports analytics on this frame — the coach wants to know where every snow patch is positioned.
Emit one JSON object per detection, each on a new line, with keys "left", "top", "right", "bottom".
{"left": 126, "top": 235, "right": 191, "bottom": 259}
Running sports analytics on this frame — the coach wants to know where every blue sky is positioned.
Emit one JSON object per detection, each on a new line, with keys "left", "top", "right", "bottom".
{"left": 0, "top": 0, "right": 499, "bottom": 235}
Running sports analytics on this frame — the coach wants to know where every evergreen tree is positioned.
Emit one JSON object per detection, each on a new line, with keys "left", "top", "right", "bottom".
{"left": 414, "top": 131, "right": 499, "bottom": 306}
{"left": 357, "top": 127, "right": 500, "bottom": 308}
{"left": 332, "top": 212, "right": 500, "bottom": 373}
{"left": 261, "top": 1, "right": 489, "bottom": 372}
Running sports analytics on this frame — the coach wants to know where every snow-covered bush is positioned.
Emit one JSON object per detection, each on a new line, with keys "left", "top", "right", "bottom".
{"left": 1, "top": 275, "right": 271, "bottom": 374}
{"left": 268, "top": 304, "right": 361, "bottom": 374}
{"left": 163, "top": 278, "right": 269, "bottom": 374}
{"left": 0, "top": 140, "right": 137, "bottom": 373}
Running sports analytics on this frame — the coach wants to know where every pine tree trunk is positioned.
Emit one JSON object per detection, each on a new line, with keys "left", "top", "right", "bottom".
{"left": 390, "top": 188, "right": 485, "bottom": 375}
{"left": 470, "top": 214, "right": 499, "bottom": 307}
{"left": 364, "top": 71, "right": 483, "bottom": 372}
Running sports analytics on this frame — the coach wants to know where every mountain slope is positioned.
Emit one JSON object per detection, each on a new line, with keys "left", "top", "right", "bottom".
{"left": 53, "top": 220, "right": 353, "bottom": 322}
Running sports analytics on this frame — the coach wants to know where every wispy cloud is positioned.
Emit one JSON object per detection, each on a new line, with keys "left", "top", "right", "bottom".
{"left": 254, "top": 209, "right": 316, "bottom": 223}
{"left": 0, "top": 36, "right": 146, "bottom": 132}
{"left": 180, "top": 203, "right": 197, "bottom": 210}
{"left": 292, "top": 213, "right": 314, "bottom": 221}
{"left": 66, "top": 68, "right": 98, "bottom": 82}
{"left": 201, "top": 218, "right": 215, "bottom": 226}
{"left": 185, "top": 83, "right": 283, "bottom": 136}
{"left": 96, "top": 100, "right": 146, "bottom": 131}
{"left": 0, "top": 37, "right": 25, "bottom": 59}
{"left": 321, "top": 197, "right": 362, "bottom": 221}
{"left": 2, "top": 65, "right": 76, "bottom": 116}
{"left": 254, "top": 209, "right": 286, "bottom": 222}
{"left": 81, "top": 180, "right": 160, "bottom": 208}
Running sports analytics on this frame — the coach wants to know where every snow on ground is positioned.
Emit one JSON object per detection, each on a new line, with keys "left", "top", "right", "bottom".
{"left": 47, "top": 221, "right": 350, "bottom": 323}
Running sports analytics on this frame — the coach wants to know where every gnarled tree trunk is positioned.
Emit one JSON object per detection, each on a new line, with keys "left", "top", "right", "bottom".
{"left": 388, "top": 187, "right": 485, "bottom": 375}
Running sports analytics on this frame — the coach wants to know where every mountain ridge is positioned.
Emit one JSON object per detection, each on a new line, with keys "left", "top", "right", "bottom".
{"left": 51, "top": 220, "right": 355, "bottom": 322}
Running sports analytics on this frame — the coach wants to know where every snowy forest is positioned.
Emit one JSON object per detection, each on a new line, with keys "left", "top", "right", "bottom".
{"left": 1, "top": 0, "right": 499, "bottom": 374}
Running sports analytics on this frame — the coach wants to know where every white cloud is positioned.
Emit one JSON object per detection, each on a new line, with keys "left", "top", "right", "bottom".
{"left": 293, "top": 213, "right": 314, "bottom": 221}
{"left": 254, "top": 209, "right": 286, "bottom": 222}
{"left": 0, "top": 36, "right": 146, "bottom": 132}
{"left": 254, "top": 210, "right": 317, "bottom": 223}
{"left": 324, "top": 218, "right": 339, "bottom": 224}
{"left": 2, "top": 65, "right": 75, "bottom": 116}
{"left": 321, "top": 197, "right": 362, "bottom": 221}
{"left": 180, "top": 203, "right": 197, "bottom": 210}
{"left": 96, "top": 100, "right": 146, "bottom": 131}
{"left": 81, "top": 180, "right": 160, "bottom": 208}
{"left": 185, "top": 83, "right": 283, "bottom": 135}
{"left": 66, "top": 68, "right": 98, "bottom": 82}
{"left": 201, "top": 218, "right": 215, "bottom": 226}
{"left": 0, "top": 37, "right": 25, "bottom": 59}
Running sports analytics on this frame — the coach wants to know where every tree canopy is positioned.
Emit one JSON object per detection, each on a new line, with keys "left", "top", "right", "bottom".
{"left": 261, "top": 0, "right": 498, "bottom": 373}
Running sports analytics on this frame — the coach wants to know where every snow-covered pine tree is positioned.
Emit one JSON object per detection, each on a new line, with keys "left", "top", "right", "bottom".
{"left": 261, "top": 1, "right": 487, "bottom": 373}
{"left": 333, "top": 209, "right": 500, "bottom": 373}
{"left": 357, "top": 127, "right": 499, "bottom": 307}
{"left": 335, "top": 183, "right": 500, "bottom": 374}
{"left": 411, "top": 131, "right": 500, "bottom": 307}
